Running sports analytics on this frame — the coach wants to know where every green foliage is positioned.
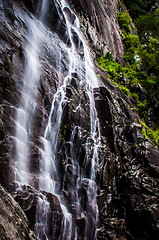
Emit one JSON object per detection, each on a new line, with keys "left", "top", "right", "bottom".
{"left": 117, "top": 11, "right": 131, "bottom": 34}
{"left": 137, "top": 100, "right": 148, "bottom": 119}
{"left": 98, "top": 51, "right": 159, "bottom": 146}
{"left": 123, "top": 0, "right": 145, "bottom": 18}
{"left": 135, "top": 8, "right": 159, "bottom": 100}
{"left": 140, "top": 121, "right": 159, "bottom": 147}
{"left": 132, "top": 92, "right": 139, "bottom": 102}
{"left": 135, "top": 8, "right": 159, "bottom": 39}
{"left": 97, "top": 3, "right": 159, "bottom": 145}
{"left": 118, "top": 84, "right": 131, "bottom": 96}
{"left": 140, "top": 39, "right": 159, "bottom": 80}
{"left": 123, "top": 34, "right": 140, "bottom": 64}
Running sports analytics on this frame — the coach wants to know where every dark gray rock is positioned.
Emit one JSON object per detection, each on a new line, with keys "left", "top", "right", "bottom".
{"left": 0, "top": 184, "right": 37, "bottom": 240}
{"left": 94, "top": 79, "right": 159, "bottom": 240}
{"left": 145, "top": 141, "right": 159, "bottom": 176}
{"left": 69, "top": 0, "right": 124, "bottom": 61}
{"left": 13, "top": 185, "right": 64, "bottom": 239}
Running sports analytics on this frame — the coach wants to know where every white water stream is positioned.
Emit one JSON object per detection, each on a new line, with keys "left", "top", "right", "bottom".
{"left": 14, "top": 0, "right": 101, "bottom": 239}
{"left": 59, "top": 1, "right": 101, "bottom": 239}
{"left": 14, "top": 17, "right": 42, "bottom": 187}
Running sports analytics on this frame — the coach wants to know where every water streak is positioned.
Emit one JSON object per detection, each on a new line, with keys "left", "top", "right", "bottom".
{"left": 14, "top": 0, "right": 101, "bottom": 239}
{"left": 59, "top": 1, "right": 101, "bottom": 239}
{"left": 14, "top": 16, "right": 42, "bottom": 187}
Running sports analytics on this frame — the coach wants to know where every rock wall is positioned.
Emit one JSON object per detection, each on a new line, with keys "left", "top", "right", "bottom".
{"left": 95, "top": 68, "right": 159, "bottom": 239}
{"left": 0, "top": 184, "right": 37, "bottom": 239}
{"left": 69, "top": 0, "right": 124, "bottom": 60}
{"left": 0, "top": 0, "right": 24, "bottom": 190}
{"left": 0, "top": 0, "right": 159, "bottom": 239}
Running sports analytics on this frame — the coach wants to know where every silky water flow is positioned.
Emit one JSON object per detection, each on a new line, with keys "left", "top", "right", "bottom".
{"left": 13, "top": 0, "right": 101, "bottom": 239}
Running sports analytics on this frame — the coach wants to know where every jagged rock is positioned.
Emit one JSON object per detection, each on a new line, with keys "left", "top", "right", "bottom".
{"left": 0, "top": 184, "right": 37, "bottom": 240}
{"left": 145, "top": 141, "right": 159, "bottom": 174}
{"left": 13, "top": 185, "right": 64, "bottom": 239}
{"left": 93, "top": 78, "right": 159, "bottom": 239}
{"left": 94, "top": 87, "right": 115, "bottom": 151}
{"left": 0, "top": 0, "right": 27, "bottom": 190}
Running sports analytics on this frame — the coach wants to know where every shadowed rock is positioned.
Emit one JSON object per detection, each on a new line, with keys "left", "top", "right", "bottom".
{"left": 0, "top": 184, "right": 37, "bottom": 240}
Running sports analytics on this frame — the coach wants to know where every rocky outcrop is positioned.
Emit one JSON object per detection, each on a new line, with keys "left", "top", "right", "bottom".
{"left": 0, "top": 184, "right": 37, "bottom": 239}
{"left": 95, "top": 68, "right": 159, "bottom": 239}
{"left": 69, "top": 0, "right": 124, "bottom": 60}
{"left": 12, "top": 185, "right": 64, "bottom": 239}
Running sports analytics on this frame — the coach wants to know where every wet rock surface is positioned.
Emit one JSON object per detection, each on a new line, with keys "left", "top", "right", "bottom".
{"left": 69, "top": 0, "right": 124, "bottom": 60}
{"left": 12, "top": 185, "right": 64, "bottom": 240}
{"left": 0, "top": 184, "right": 37, "bottom": 240}
{"left": 95, "top": 69, "right": 159, "bottom": 240}
{"left": 0, "top": 0, "right": 159, "bottom": 240}
{"left": 0, "top": 0, "right": 25, "bottom": 190}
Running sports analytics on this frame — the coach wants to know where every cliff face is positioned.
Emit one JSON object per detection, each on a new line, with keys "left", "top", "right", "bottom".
{"left": 69, "top": 0, "right": 124, "bottom": 60}
{"left": 0, "top": 0, "right": 159, "bottom": 239}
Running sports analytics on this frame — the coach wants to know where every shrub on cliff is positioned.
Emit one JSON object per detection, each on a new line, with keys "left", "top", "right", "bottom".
{"left": 97, "top": 4, "right": 159, "bottom": 147}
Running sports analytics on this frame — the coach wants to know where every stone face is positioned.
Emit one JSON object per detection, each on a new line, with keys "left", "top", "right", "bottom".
{"left": 69, "top": 0, "right": 124, "bottom": 61}
{"left": 0, "top": 184, "right": 37, "bottom": 240}
{"left": 13, "top": 186, "right": 64, "bottom": 239}
{"left": 0, "top": 0, "right": 26, "bottom": 190}
{"left": 94, "top": 74, "right": 159, "bottom": 239}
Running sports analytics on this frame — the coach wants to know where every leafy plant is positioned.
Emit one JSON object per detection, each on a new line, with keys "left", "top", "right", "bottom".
{"left": 118, "top": 11, "right": 132, "bottom": 34}
{"left": 135, "top": 8, "right": 159, "bottom": 39}
{"left": 123, "top": 0, "right": 145, "bottom": 18}
{"left": 140, "top": 121, "right": 159, "bottom": 147}
{"left": 123, "top": 34, "right": 140, "bottom": 64}
{"left": 97, "top": 3, "right": 159, "bottom": 145}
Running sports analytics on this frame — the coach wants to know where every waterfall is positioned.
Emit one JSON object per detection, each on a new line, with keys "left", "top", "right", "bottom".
{"left": 13, "top": 0, "right": 101, "bottom": 239}
{"left": 14, "top": 16, "right": 42, "bottom": 187}
{"left": 59, "top": 1, "right": 101, "bottom": 239}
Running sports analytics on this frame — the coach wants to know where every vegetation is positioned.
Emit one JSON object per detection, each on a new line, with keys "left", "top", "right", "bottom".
{"left": 140, "top": 121, "right": 159, "bottom": 147}
{"left": 98, "top": 51, "right": 148, "bottom": 119}
{"left": 117, "top": 11, "right": 132, "bottom": 34}
{"left": 122, "top": 0, "right": 145, "bottom": 18}
{"left": 97, "top": 0, "right": 159, "bottom": 147}
{"left": 123, "top": 0, "right": 158, "bottom": 19}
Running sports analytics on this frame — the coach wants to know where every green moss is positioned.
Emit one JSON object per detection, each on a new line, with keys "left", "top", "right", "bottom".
{"left": 131, "top": 92, "right": 139, "bottom": 102}
{"left": 137, "top": 100, "right": 148, "bottom": 119}
{"left": 118, "top": 84, "right": 131, "bottom": 96}
{"left": 117, "top": 11, "right": 132, "bottom": 34}
{"left": 59, "top": 125, "right": 67, "bottom": 142}
{"left": 140, "top": 121, "right": 159, "bottom": 147}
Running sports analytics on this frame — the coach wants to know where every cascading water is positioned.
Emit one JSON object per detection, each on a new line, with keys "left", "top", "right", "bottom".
{"left": 60, "top": 1, "right": 101, "bottom": 238}
{"left": 13, "top": 0, "right": 101, "bottom": 239}
{"left": 14, "top": 16, "right": 42, "bottom": 187}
